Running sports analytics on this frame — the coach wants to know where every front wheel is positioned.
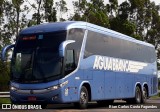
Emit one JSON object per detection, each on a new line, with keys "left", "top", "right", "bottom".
{"left": 74, "top": 86, "right": 88, "bottom": 109}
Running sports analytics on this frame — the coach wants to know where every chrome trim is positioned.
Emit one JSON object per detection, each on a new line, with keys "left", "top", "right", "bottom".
{"left": 14, "top": 89, "right": 50, "bottom": 94}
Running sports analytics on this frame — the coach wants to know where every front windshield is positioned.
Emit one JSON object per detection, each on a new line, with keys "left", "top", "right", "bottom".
{"left": 11, "top": 31, "right": 66, "bottom": 83}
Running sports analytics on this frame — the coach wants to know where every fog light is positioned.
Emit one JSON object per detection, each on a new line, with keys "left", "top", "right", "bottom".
{"left": 52, "top": 94, "right": 59, "bottom": 100}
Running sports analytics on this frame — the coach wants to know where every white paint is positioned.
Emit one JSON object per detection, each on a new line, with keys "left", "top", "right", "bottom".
{"left": 93, "top": 56, "right": 147, "bottom": 73}
{"left": 158, "top": 71, "right": 160, "bottom": 78}
{"left": 75, "top": 77, "right": 80, "bottom": 80}
{"left": 65, "top": 88, "right": 68, "bottom": 96}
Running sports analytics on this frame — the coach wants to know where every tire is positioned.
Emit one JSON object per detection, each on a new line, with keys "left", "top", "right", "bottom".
{"left": 134, "top": 86, "right": 142, "bottom": 104}
{"left": 41, "top": 104, "right": 47, "bottom": 109}
{"left": 74, "top": 86, "right": 88, "bottom": 109}
{"left": 97, "top": 100, "right": 113, "bottom": 106}
{"left": 141, "top": 87, "right": 147, "bottom": 103}
{"left": 126, "top": 99, "right": 133, "bottom": 104}
{"left": 34, "top": 103, "right": 47, "bottom": 109}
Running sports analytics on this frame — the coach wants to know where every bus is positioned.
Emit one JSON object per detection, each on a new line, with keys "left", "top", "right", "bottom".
{"left": 1, "top": 21, "right": 158, "bottom": 109}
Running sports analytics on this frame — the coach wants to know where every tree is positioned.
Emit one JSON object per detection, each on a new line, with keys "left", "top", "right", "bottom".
{"left": 12, "top": 0, "right": 24, "bottom": 38}
{"left": 146, "top": 2, "right": 160, "bottom": 59}
{"left": 27, "top": 0, "right": 44, "bottom": 25}
{"left": 0, "top": 0, "right": 5, "bottom": 50}
{"left": 28, "top": 0, "right": 57, "bottom": 26}
{"left": 1, "top": 0, "right": 14, "bottom": 45}
{"left": 72, "top": 0, "right": 110, "bottom": 28}
{"left": 43, "top": 0, "right": 57, "bottom": 22}
{"left": 118, "top": 1, "right": 130, "bottom": 20}
{"left": 0, "top": 0, "right": 12, "bottom": 91}
{"left": 56, "top": 0, "right": 68, "bottom": 21}
{"left": 108, "top": 0, "right": 118, "bottom": 16}
{"left": 0, "top": 0, "right": 30, "bottom": 90}
{"left": 110, "top": 17, "right": 136, "bottom": 36}
{"left": 3, "top": 0, "right": 29, "bottom": 41}
{"left": 71, "top": 0, "right": 87, "bottom": 21}
{"left": 0, "top": 0, "right": 4, "bottom": 18}
{"left": 127, "top": 0, "right": 153, "bottom": 40}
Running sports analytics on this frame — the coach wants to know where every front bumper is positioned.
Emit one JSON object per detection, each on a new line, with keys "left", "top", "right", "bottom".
{"left": 10, "top": 89, "right": 63, "bottom": 104}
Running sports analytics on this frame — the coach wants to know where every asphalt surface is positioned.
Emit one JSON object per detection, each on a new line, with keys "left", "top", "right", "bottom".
{"left": 1, "top": 98, "right": 159, "bottom": 112}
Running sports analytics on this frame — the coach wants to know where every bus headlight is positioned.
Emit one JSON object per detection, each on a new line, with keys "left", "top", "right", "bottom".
{"left": 50, "top": 85, "right": 59, "bottom": 90}
{"left": 10, "top": 86, "right": 18, "bottom": 91}
{"left": 48, "top": 80, "right": 68, "bottom": 90}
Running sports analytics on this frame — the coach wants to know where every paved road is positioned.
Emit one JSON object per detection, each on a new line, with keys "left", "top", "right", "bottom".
{"left": 1, "top": 98, "right": 159, "bottom": 112}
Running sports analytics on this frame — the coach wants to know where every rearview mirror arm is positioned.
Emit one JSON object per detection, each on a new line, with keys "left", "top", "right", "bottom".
{"left": 1, "top": 44, "right": 15, "bottom": 61}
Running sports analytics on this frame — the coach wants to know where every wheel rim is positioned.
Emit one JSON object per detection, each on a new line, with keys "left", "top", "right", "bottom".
{"left": 136, "top": 88, "right": 141, "bottom": 103}
{"left": 143, "top": 88, "right": 147, "bottom": 101}
{"left": 80, "top": 91, "right": 87, "bottom": 104}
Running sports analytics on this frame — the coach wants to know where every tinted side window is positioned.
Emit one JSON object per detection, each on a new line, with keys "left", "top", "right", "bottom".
{"left": 84, "top": 31, "right": 156, "bottom": 63}
{"left": 84, "top": 31, "right": 122, "bottom": 59}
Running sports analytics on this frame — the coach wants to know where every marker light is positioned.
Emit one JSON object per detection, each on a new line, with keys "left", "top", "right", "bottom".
{"left": 10, "top": 86, "right": 18, "bottom": 91}
{"left": 22, "top": 36, "right": 36, "bottom": 40}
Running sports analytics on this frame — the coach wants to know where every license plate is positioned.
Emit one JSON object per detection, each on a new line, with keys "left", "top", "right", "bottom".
{"left": 28, "top": 96, "right": 37, "bottom": 101}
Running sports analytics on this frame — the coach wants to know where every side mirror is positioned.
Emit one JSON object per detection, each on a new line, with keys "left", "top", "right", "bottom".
{"left": 59, "top": 40, "right": 75, "bottom": 57}
{"left": 1, "top": 44, "right": 15, "bottom": 61}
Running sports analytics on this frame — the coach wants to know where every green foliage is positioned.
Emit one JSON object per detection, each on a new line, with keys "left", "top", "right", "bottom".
{"left": 71, "top": 0, "right": 160, "bottom": 56}
{"left": 56, "top": 0, "right": 68, "bottom": 21}
{"left": 0, "top": 0, "right": 4, "bottom": 17}
{"left": 72, "top": 0, "right": 110, "bottom": 28}
{"left": 108, "top": 0, "right": 118, "bottom": 15}
{"left": 0, "top": 98, "right": 11, "bottom": 105}
{"left": 132, "top": 34, "right": 142, "bottom": 40}
{"left": 0, "top": 61, "right": 10, "bottom": 91}
{"left": 44, "top": 0, "right": 57, "bottom": 22}
{"left": 110, "top": 17, "right": 136, "bottom": 36}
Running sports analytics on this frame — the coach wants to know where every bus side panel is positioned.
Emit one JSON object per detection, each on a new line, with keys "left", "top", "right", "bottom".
{"left": 91, "top": 71, "right": 105, "bottom": 100}
{"left": 104, "top": 71, "right": 116, "bottom": 99}
{"left": 62, "top": 76, "right": 78, "bottom": 103}
{"left": 153, "top": 75, "right": 158, "bottom": 95}
{"left": 116, "top": 72, "right": 134, "bottom": 98}
{"left": 148, "top": 75, "right": 158, "bottom": 96}
{"left": 60, "top": 70, "right": 84, "bottom": 103}
{"left": 83, "top": 70, "right": 93, "bottom": 80}
{"left": 147, "top": 75, "right": 151, "bottom": 96}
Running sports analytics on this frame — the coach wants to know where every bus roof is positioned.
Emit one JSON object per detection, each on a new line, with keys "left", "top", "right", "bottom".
{"left": 20, "top": 21, "right": 154, "bottom": 48}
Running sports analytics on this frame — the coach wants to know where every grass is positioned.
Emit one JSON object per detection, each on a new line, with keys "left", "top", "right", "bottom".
{"left": 151, "top": 94, "right": 160, "bottom": 99}
{"left": 0, "top": 98, "right": 11, "bottom": 104}
{"left": 0, "top": 98, "right": 11, "bottom": 109}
